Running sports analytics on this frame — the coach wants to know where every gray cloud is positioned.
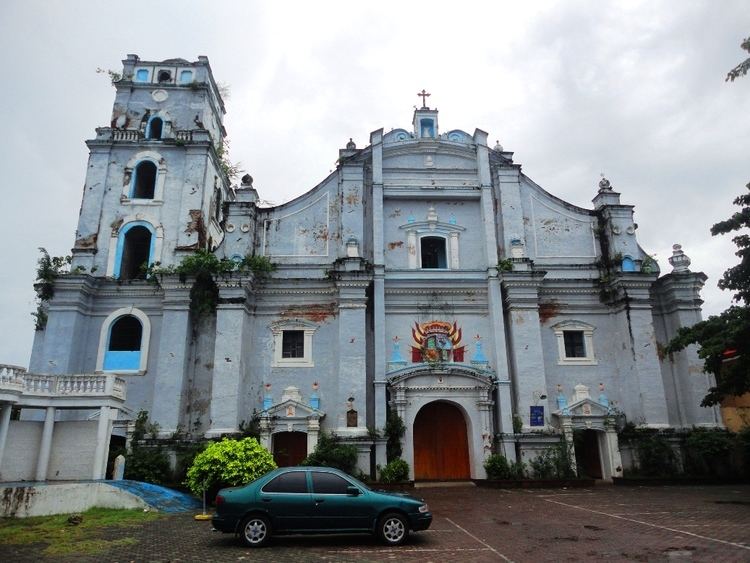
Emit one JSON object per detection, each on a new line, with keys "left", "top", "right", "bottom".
{"left": 0, "top": 0, "right": 747, "bottom": 366}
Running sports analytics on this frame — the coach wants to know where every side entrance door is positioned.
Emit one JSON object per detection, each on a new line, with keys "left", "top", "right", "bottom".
{"left": 273, "top": 431, "right": 307, "bottom": 467}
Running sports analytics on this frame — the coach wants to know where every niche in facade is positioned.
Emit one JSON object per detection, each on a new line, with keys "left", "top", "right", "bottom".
{"left": 132, "top": 161, "right": 157, "bottom": 199}
{"left": 157, "top": 70, "right": 171, "bottom": 83}
{"left": 119, "top": 226, "right": 152, "bottom": 279}
{"left": 146, "top": 118, "right": 163, "bottom": 140}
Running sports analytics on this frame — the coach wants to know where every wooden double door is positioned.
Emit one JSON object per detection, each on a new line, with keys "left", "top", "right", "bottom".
{"left": 273, "top": 431, "right": 307, "bottom": 467}
{"left": 413, "top": 401, "right": 471, "bottom": 480}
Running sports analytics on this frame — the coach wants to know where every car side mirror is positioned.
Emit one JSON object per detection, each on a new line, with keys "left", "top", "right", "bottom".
{"left": 346, "top": 486, "right": 360, "bottom": 496}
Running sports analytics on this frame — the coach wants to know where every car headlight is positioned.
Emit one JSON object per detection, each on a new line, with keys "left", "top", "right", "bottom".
{"left": 418, "top": 504, "right": 430, "bottom": 513}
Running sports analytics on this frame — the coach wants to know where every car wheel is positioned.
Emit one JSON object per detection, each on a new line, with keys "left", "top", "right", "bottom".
{"left": 378, "top": 512, "right": 409, "bottom": 546}
{"left": 239, "top": 514, "right": 271, "bottom": 548}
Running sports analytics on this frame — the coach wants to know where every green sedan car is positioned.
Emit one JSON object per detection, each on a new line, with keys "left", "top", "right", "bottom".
{"left": 211, "top": 466, "right": 432, "bottom": 547}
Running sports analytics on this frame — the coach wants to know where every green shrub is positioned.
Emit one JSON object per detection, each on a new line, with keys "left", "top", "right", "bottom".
{"left": 635, "top": 434, "right": 677, "bottom": 477}
{"left": 379, "top": 459, "right": 410, "bottom": 483}
{"left": 529, "top": 440, "right": 575, "bottom": 479}
{"left": 484, "top": 454, "right": 512, "bottom": 480}
{"left": 302, "top": 432, "right": 358, "bottom": 474}
{"left": 185, "top": 437, "right": 276, "bottom": 495}
{"left": 684, "top": 428, "right": 734, "bottom": 477}
{"left": 385, "top": 409, "right": 405, "bottom": 462}
{"left": 124, "top": 446, "right": 172, "bottom": 485}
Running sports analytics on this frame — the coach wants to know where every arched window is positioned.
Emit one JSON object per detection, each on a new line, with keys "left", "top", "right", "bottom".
{"left": 132, "top": 161, "right": 157, "bottom": 199}
{"left": 146, "top": 117, "right": 163, "bottom": 140}
{"left": 179, "top": 70, "right": 193, "bottom": 84}
{"left": 118, "top": 225, "right": 153, "bottom": 280}
{"left": 103, "top": 316, "right": 143, "bottom": 371}
{"left": 97, "top": 308, "right": 151, "bottom": 373}
{"left": 622, "top": 256, "right": 636, "bottom": 272}
{"left": 421, "top": 236, "right": 447, "bottom": 268}
{"left": 135, "top": 69, "right": 149, "bottom": 82}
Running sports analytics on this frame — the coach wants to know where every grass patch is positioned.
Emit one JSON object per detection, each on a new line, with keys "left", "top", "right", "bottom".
{"left": 0, "top": 507, "right": 161, "bottom": 556}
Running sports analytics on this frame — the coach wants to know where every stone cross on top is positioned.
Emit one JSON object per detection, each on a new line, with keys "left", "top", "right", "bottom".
{"left": 417, "top": 89, "right": 431, "bottom": 108}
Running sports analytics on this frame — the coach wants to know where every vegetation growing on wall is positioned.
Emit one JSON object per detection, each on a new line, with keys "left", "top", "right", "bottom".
{"left": 148, "top": 250, "right": 275, "bottom": 319}
{"left": 32, "top": 248, "right": 71, "bottom": 330}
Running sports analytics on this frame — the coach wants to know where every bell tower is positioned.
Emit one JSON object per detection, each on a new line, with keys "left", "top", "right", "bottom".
{"left": 71, "top": 54, "right": 230, "bottom": 278}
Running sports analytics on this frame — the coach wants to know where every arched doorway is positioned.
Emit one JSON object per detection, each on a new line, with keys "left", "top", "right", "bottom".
{"left": 273, "top": 431, "right": 307, "bottom": 467}
{"left": 413, "top": 401, "right": 470, "bottom": 480}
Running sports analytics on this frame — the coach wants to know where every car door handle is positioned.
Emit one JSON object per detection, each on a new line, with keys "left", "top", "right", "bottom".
{"left": 314, "top": 498, "right": 325, "bottom": 504}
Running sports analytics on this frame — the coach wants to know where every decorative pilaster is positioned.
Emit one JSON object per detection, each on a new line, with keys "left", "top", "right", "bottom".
{"left": 152, "top": 277, "right": 192, "bottom": 436}
{"left": 503, "top": 271, "right": 549, "bottom": 431}
{"left": 206, "top": 277, "right": 253, "bottom": 438}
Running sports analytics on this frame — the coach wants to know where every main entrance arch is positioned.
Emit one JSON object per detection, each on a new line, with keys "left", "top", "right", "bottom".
{"left": 414, "top": 401, "right": 470, "bottom": 480}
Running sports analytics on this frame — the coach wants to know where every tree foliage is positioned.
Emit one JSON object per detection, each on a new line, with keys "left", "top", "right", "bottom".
{"left": 726, "top": 36, "right": 750, "bottom": 82}
{"left": 667, "top": 39, "right": 750, "bottom": 407}
{"left": 666, "top": 183, "right": 750, "bottom": 406}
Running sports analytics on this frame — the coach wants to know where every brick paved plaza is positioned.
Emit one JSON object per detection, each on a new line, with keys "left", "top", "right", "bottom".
{"left": 2, "top": 484, "right": 749, "bottom": 562}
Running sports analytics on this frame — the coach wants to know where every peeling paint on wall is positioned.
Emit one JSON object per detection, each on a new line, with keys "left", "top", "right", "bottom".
{"left": 538, "top": 301, "right": 560, "bottom": 324}
{"left": 281, "top": 304, "right": 336, "bottom": 323}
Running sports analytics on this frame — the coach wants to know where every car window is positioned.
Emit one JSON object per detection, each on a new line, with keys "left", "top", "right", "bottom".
{"left": 262, "top": 471, "right": 308, "bottom": 493}
{"left": 311, "top": 471, "right": 353, "bottom": 494}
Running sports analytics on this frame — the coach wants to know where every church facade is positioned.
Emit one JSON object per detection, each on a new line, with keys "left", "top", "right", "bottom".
{"left": 24, "top": 55, "right": 721, "bottom": 481}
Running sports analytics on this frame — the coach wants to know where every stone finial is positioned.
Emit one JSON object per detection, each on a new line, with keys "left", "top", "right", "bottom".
{"left": 598, "top": 175, "right": 613, "bottom": 192}
{"left": 668, "top": 244, "right": 691, "bottom": 273}
{"left": 427, "top": 206, "right": 438, "bottom": 222}
{"left": 346, "top": 138, "right": 356, "bottom": 150}
{"left": 494, "top": 139, "right": 504, "bottom": 152}
{"left": 241, "top": 174, "right": 253, "bottom": 188}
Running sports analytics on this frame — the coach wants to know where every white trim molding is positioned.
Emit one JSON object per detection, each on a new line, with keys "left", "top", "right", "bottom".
{"left": 551, "top": 320, "right": 598, "bottom": 366}
{"left": 95, "top": 307, "right": 151, "bottom": 375}
{"left": 271, "top": 319, "right": 318, "bottom": 368}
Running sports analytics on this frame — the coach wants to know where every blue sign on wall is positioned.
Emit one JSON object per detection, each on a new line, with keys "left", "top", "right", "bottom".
{"left": 530, "top": 406, "right": 544, "bottom": 426}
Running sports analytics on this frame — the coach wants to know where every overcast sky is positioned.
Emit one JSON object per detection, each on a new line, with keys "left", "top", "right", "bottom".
{"left": 0, "top": 1, "right": 748, "bottom": 368}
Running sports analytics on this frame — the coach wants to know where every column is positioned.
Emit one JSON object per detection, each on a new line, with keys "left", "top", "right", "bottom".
{"left": 620, "top": 278, "right": 670, "bottom": 427}
{"left": 207, "top": 281, "right": 251, "bottom": 437}
{"left": 35, "top": 406, "right": 55, "bottom": 481}
{"left": 92, "top": 406, "right": 111, "bottom": 479}
{"left": 488, "top": 277, "right": 515, "bottom": 461}
{"left": 335, "top": 277, "right": 369, "bottom": 435}
{"left": 503, "top": 272, "right": 549, "bottom": 431}
{"left": 0, "top": 404, "right": 12, "bottom": 472}
{"left": 152, "top": 279, "right": 192, "bottom": 436}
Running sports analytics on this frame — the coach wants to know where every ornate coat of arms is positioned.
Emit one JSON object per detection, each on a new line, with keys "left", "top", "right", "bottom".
{"left": 411, "top": 320, "right": 465, "bottom": 364}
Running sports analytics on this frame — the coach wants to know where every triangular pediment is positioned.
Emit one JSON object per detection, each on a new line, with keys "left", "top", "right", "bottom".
{"left": 554, "top": 397, "right": 610, "bottom": 418}
{"left": 264, "top": 399, "right": 324, "bottom": 420}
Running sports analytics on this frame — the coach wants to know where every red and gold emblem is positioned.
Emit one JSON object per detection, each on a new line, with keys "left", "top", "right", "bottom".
{"left": 411, "top": 320, "right": 465, "bottom": 363}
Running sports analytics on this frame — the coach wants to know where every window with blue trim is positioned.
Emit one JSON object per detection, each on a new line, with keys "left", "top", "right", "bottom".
{"left": 132, "top": 161, "right": 157, "bottom": 199}
{"left": 146, "top": 117, "right": 163, "bottom": 140}
{"left": 103, "top": 316, "right": 142, "bottom": 371}
{"left": 179, "top": 70, "right": 193, "bottom": 84}
{"left": 119, "top": 225, "right": 152, "bottom": 279}
{"left": 622, "top": 256, "right": 636, "bottom": 272}
{"left": 135, "top": 69, "right": 149, "bottom": 82}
